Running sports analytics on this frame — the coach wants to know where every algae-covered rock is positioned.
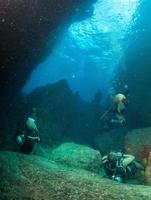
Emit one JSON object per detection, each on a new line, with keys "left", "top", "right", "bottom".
{"left": 50, "top": 142, "right": 102, "bottom": 173}
{"left": 124, "top": 127, "right": 151, "bottom": 162}
{"left": 94, "top": 128, "right": 127, "bottom": 155}
{"left": 1, "top": 151, "right": 151, "bottom": 200}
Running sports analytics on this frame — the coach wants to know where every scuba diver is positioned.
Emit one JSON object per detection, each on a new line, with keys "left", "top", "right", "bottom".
{"left": 100, "top": 85, "right": 130, "bottom": 127}
{"left": 102, "top": 151, "right": 144, "bottom": 183}
{"left": 15, "top": 117, "right": 40, "bottom": 154}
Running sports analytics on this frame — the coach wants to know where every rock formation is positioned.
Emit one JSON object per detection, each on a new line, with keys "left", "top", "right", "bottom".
{"left": 124, "top": 127, "right": 151, "bottom": 162}
{"left": 50, "top": 142, "right": 102, "bottom": 173}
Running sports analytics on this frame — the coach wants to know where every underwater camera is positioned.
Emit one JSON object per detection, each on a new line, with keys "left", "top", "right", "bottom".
{"left": 16, "top": 134, "right": 25, "bottom": 146}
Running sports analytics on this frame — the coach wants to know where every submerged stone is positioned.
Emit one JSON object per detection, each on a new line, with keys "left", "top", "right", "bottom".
{"left": 124, "top": 127, "right": 151, "bottom": 162}
{"left": 50, "top": 142, "right": 102, "bottom": 173}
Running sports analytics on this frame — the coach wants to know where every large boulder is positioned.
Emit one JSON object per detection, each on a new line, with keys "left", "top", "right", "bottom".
{"left": 124, "top": 127, "right": 151, "bottom": 162}
{"left": 1, "top": 151, "right": 151, "bottom": 200}
{"left": 94, "top": 128, "right": 127, "bottom": 155}
{"left": 50, "top": 142, "right": 102, "bottom": 173}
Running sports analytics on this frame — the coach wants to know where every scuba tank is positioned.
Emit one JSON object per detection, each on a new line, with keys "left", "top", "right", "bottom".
{"left": 16, "top": 134, "right": 25, "bottom": 146}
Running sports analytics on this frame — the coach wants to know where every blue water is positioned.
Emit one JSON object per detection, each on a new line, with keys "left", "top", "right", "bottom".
{"left": 22, "top": 0, "right": 141, "bottom": 101}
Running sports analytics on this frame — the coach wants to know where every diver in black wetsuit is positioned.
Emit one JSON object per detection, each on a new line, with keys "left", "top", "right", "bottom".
{"left": 102, "top": 151, "right": 144, "bottom": 183}
{"left": 15, "top": 117, "right": 40, "bottom": 154}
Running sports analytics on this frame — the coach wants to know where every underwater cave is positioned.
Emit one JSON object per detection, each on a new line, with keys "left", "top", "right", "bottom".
{"left": 1, "top": 0, "right": 151, "bottom": 199}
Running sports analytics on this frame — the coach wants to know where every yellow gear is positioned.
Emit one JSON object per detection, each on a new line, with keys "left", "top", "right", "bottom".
{"left": 112, "top": 93, "right": 126, "bottom": 114}
{"left": 113, "top": 93, "right": 126, "bottom": 104}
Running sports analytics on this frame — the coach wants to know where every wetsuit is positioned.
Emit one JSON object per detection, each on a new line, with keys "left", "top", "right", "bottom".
{"left": 103, "top": 156, "right": 137, "bottom": 182}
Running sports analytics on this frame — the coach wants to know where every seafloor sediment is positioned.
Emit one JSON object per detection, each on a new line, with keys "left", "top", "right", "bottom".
{"left": 0, "top": 150, "right": 151, "bottom": 200}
